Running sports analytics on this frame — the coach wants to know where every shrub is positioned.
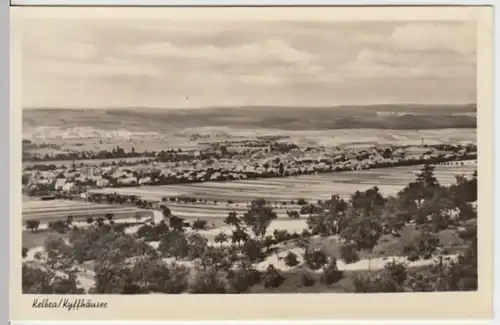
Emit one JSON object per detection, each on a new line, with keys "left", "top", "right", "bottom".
{"left": 458, "top": 225, "right": 477, "bottom": 241}
{"left": 297, "top": 198, "right": 308, "bottom": 206}
{"left": 273, "top": 229, "right": 291, "bottom": 243}
{"left": 188, "top": 267, "right": 227, "bottom": 294}
{"left": 25, "top": 220, "right": 40, "bottom": 232}
{"left": 86, "top": 217, "right": 94, "bottom": 224}
{"left": 301, "top": 273, "right": 316, "bottom": 287}
{"left": 192, "top": 219, "right": 208, "bottom": 231}
{"left": 406, "top": 249, "right": 420, "bottom": 262}
{"left": 263, "top": 265, "right": 285, "bottom": 288}
{"left": 384, "top": 260, "right": 408, "bottom": 285}
{"left": 241, "top": 239, "right": 264, "bottom": 263}
{"left": 340, "top": 242, "right": 359, "bottom": 264}
{"left": 287, "top": 210, "right": 300, "bottom": 219}
{"left": 284, "top": 251, "right": 300, "bottom": 267}
{"left": 304, "top": 249, "right": 327, "bottom": 270}
{"left": 49, "top": 220, "right": 69, "bottom": 234}
{"left": 227, "top": 266, "right": 261, "bottom": 293}
{"left": 352, "top": 274, "right": 403, "bottom": 293}
{"left": 22, "top": 246, "right": 28, "bottom": 258}
{"left": 321, "top": 259, "right": 344, "bottom": 285}
{"left": 403, "top": 231, "right": 440, "bottom": 260}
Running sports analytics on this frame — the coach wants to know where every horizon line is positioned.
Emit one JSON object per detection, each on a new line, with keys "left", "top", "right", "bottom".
{"left": 23, "top": 102, "right": 478, "bottom": 111}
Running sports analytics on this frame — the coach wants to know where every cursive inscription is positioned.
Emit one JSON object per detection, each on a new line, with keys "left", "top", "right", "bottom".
{"left": 32, "top": 298, "right": 108, "bottom": 311}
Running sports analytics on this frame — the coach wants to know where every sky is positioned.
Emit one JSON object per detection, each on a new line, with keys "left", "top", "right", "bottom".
{"left": 21, "top": 19, "right": 477, "bottom": 109}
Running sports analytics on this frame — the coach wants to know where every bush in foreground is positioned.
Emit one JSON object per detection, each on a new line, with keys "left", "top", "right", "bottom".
{"left": 301, "top": 273, "right": 316, "bottom": 287}
{"left": 340, "top": 242, "right": 360, "bottom": 264}
{"left": 321, "top": 258, "right": 344, "bottom": 285}
{"left": 284, "top": 251, "right": 300, "bottom": 267}
{"left": 263, "top": 265, "right": 285, "bottom": 288}
{"left": 304, "top": 249, "right": 328, "bottom": 270}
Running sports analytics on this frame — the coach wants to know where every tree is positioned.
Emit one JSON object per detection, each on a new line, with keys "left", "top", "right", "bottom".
{"left": 48, "top": 220, "right": 70, "bottom": 234}
{"left": 231, "top": 228, "right": 249, "bottom": 247}
{"left": 136, "top": 224, "right": 156, "bottom": 241}
{"left": 158, "top": 231, "right": 189, "bottom": 260}
{"left": 224, "top": 211, "right": 241, "bottom": 228}
{"left": 187, "top": 233, "right": 208, "bottom": 260}
{"left": 297, "top": 198, "right": 308, "bottom": 206}
{"left": 351, "top": 186, "right": 386, "bottom": 217}
{"left": 306, "top": 195, "right": 349, "bottom": 236}
{"left": 304, "top": 248, "right": 327, "bottom": 270}
{"left": 188, "top": 267, "right": 227, "bottom": 294}
{"left": 105, "top": 213, "right": 114, "bottom": 221}
{"left": 22, "top": 264, "right": 84, "bottom": 294}
{"left": 416, "top": 164, "right": 439, "bottom": 187}
{"left": 44, "top": 234, "right": 74, "bottom": 269}
{"left": 263, "top": 264, "right": 285, "bottom": 288}
{"left": 227, "top": 264, "right": 260, "bottom": 293}
{"left": 286, "top": 210, "right": 300, "bottom": 220}
{"left": 425, "top": 237, "right": 477, "bottom": 292}
{"left": 321, "top": 258, "right": 343, "bottom": 285}
{"left": 273, "top": 229, "right": 291, "bottom": 243}
{"left": 192, "top": 219, "right": 208, "bottom": 231}
{"left": 96, "top": 217, "right": 105, "bottom": 226}
{"left": 301, "top": 273, "right": 316, "bottom": 287}
{"left": 162, "top": 207, "right": 172, "bottom": 219}
{"left": 25, "top": 220, "right": 40, "bottom": 232}
{"left": 242, "top": 199, "right": 278, "bottom": 239}
{"left": 384, "top": 259, "right": 408, "bottom": 286}
{"left": 339, "top": 212, "right": 383, "bottom": 268}
{"left": 340, "top": 242, "right": 359, "bottom": 264}
{"left": 169, "top": 216, "right": 185, "bottom": 232}
{"left": 241, "top": 238, "right": 264, "bottom": 262}
{"left": 127, "top": 256, "right": 189, "bottom": 294}
{"left": 284, "top": 251, "right": 300, "bottom": 267}
{"left": 403, "top": 230, "right": 440, "bottom": 261}
{"left": 214, "top": 232, "right": 229, "bottom": 247}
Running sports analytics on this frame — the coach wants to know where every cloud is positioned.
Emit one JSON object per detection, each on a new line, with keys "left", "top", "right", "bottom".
{"left": 128, "top": 39, "right": 314, "bottom": 66}
{"left": 334, "top": 47, "right": 475, "bottom": 81}
{"left": 125, "top": 38, "right": 324, "bottom": 85}
{"left": 389, "top": 23, "right": 476, "bottom": 54}
{"left": 20, "top": 19, "right": 477, "bottom": 108}
{"left": 24, "top": 39, "right": 99, "bottom": 62}
{"left": 25, "top": 58, "right": 160, "bottom": 78}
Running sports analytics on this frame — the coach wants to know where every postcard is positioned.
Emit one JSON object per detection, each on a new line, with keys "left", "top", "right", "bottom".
{"left": 10, "top": 5, "right": 493, "bottom": 320}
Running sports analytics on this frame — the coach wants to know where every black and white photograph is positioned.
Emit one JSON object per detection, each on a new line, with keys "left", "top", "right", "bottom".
{"left": 12, "top": 5, "right": 492, "bottom": 310}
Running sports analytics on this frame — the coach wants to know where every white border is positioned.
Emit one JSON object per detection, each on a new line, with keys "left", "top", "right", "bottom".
{"left": 6, "top": 1, "right": 498, "bottom": 324}
{"left": 8, "top": 0, "right": 499, "bottom": 6}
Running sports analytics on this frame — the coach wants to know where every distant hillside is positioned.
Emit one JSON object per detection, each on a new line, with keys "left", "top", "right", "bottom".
{"left": 23, "top": 104, "right": 477, "bottom": 132}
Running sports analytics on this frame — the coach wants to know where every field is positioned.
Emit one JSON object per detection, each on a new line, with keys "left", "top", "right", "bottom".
{"left": 22, "top": 199, "right": 153, "bottom": 223}
{"left": 88, "top": 163, "right": 477, "bottom": 207}
{"left": 23, "top": 106, "right": 476, "bottom": 155}
{"left": 22, "top": 156, "right": 153, "bottom": 169}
